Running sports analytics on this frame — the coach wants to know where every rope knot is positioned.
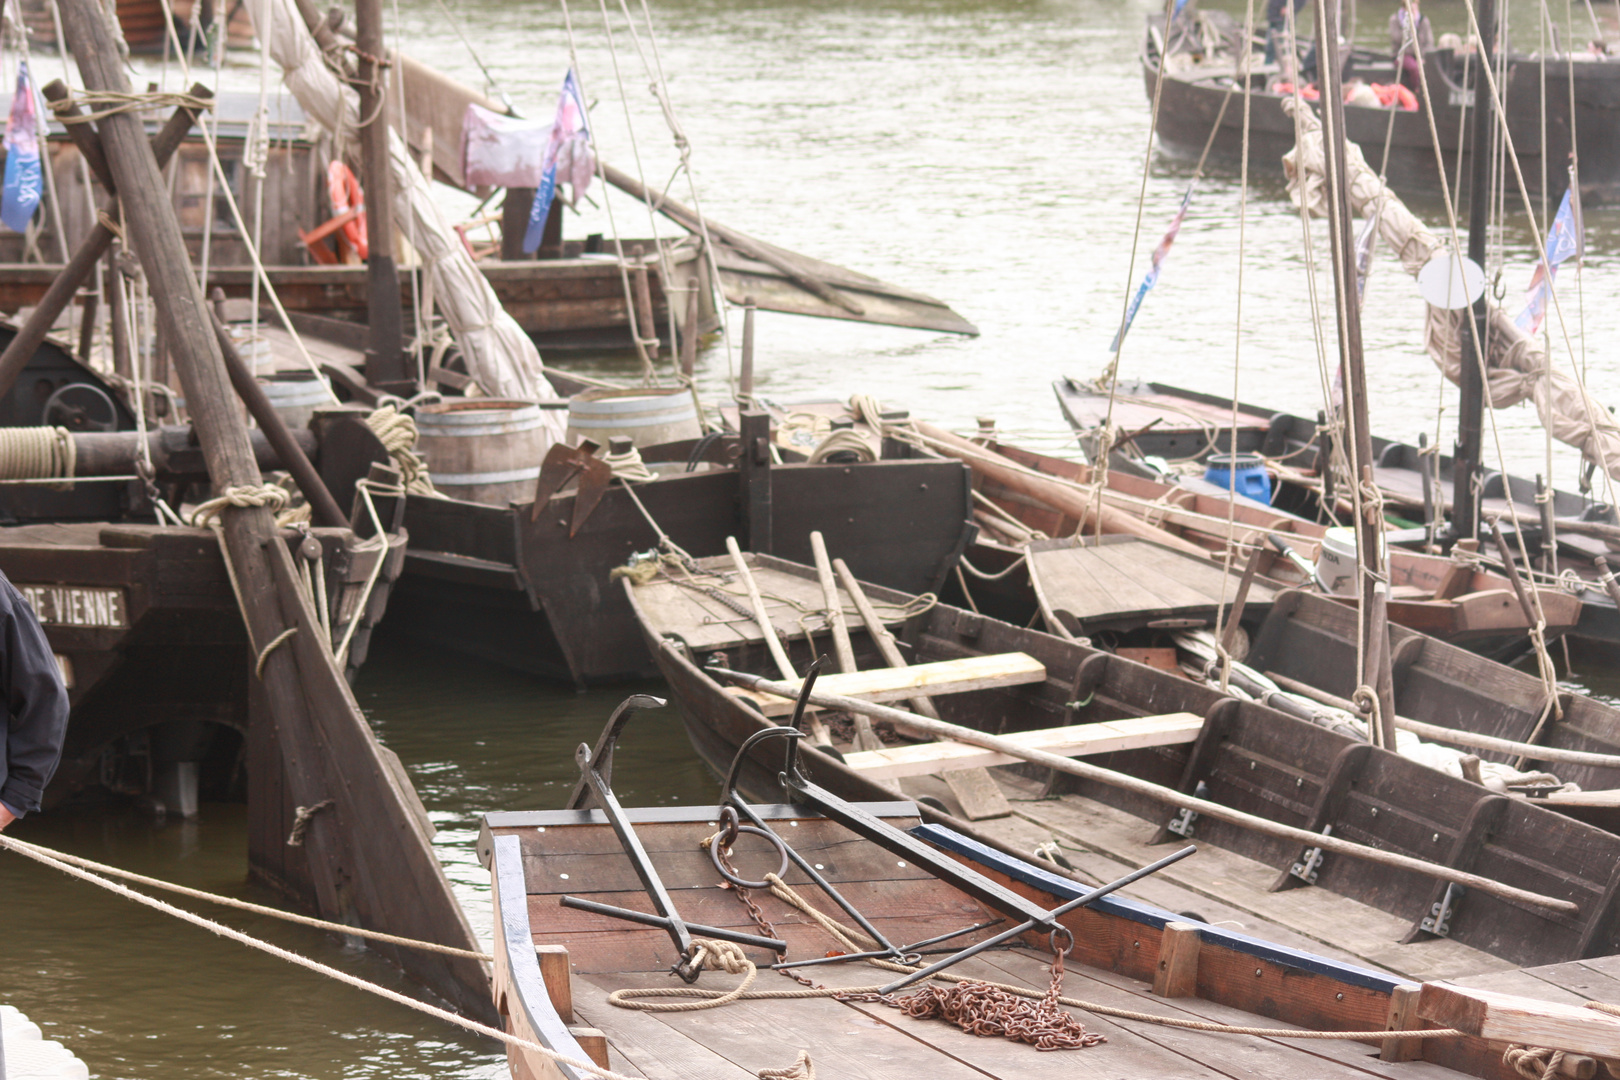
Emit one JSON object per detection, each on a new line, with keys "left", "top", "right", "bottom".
{"left": 1504, "top": 1044, "right": 1566, "bottom": 1080}
{"left": 691, "top": 938, "right": 750, "bottom": 976}
{"left": 190, "top": 483, "right": 291, "bottom": 526}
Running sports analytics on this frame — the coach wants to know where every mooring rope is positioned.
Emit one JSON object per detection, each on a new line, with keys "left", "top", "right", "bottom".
{"left": 0, "top": 833, "right": 490, "bottom": 961}
{"left": 0, "top": 833, "right": 651, "bottom": 1080}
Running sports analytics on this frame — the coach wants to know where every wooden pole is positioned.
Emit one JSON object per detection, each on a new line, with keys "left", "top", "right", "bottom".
{"left": 55, "top": 0, "right": 491, "bottom": 1021}
{"left": 353, "top": 0, "right": 409, "bottom": 392}
{"left": 833, "top": 556, "right": 940, "bottom": 721}
{"left": 680, "top": 278, "right": 699, "bottom": 380}
{"left": 0, "top": 85, "right": 207, "bottom": 403}
{"left": 208, "top": 295, "right": 346, "bottom": 529}
{"left": 1453, "top": 0, "right": 1497, "bottom": 544}
{"left": 738, "top": 297, "right": 756, "bottom": 402}
{"left": 1312, "top": 0, "right": 1396, "bottom": 742}
{"left": 725, "top": 535, "right": 796, "bottom": 682}
{"left": 914, "top": 422, "right": 1208, "bottom": 557}
{"left": 1266, "top": 670, "right": 1620, "bottom": 769}
{"left": 718, "top": 668, "right": 1581, "bottom": 915}
{"left": 809, "top": 532, "right": 856, "bottom": 674}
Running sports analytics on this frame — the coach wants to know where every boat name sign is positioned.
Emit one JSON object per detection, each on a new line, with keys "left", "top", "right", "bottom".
{"left": 18, "top": 585, "right": 128, "bottom": 628}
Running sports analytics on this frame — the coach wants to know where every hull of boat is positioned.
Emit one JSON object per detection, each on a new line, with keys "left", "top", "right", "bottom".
{"left": 389, "top": 458, "right": 974, "bottom": 686}
{"left": 1144, "top": 49, "right": 1620, "bottom": 203}
{"left": 631, "top": 562, "right": 1620, "bottom": 969}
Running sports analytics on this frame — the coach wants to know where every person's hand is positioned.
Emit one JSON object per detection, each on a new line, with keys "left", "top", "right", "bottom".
{"left": 0, "top": 803, "right": 16, "bottom": 830}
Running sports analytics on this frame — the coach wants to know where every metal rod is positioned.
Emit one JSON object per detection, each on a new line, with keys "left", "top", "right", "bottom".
{"left": 770, "top": 918, "right": 1004, "bottom": 971}
{"left": 878, "top": 845, "right": 1197, "bottom": 994}
{"left": 558, "top": 896, "right": 787, "bottom": 952}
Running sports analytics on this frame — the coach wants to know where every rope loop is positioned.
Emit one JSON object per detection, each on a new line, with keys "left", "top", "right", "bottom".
{"left": 756, "top": 1049, "right": 815, "bottom": 1080}
{"left": 189, "top": 484, "right": 290, "bottom": 526}
{"left": 1503, "top": 1044, "right": 1566, "bottom": 1080}
{"left": 286, "top": 798, "right": 334, "bottom": 847}
{"left": 50, "top": 89, "right": 214, "bottom": 124}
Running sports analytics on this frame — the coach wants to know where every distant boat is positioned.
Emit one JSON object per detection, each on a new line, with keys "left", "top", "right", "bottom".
{"left": 1144, "top": 11, "right": 1620, "bottom": 203}
{"left": 18, "top": 0, "right": 256, "bottom": 53}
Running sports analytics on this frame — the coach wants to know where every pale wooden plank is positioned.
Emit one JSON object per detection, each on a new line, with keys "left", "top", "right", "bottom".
{"left": 842, "top": 713, "right": 1204, "bottom": 780}
{"left": 1085, "top": 541, "right": 1225, "bottom": 610}
{"left": 745, "top": 652, "right": 1047, "bottom": 716}
{"left": 1417, "top": 982, "right": 1620, "bottom": 1058}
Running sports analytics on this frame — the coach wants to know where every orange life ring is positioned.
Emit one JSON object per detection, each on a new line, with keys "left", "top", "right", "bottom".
{"left": 326, "top": 161, "right": 368, "bottom": 260}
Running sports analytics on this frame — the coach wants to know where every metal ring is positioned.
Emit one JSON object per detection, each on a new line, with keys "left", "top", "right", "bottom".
{"left": 1049, "top": 925, "right": 1075, "bottom": 957}
{"left": 717, "top": 805, "right": 741, "bottom": 849}
{"left": 709, "top": 824, "right": 790, "bottom": 889}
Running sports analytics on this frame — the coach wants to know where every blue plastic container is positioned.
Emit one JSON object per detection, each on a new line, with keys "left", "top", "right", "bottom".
{"left": 1203, "top": 452, "right": 1272, "bottom": 505}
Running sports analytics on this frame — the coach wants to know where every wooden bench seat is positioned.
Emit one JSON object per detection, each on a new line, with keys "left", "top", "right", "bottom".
{"left": 841, "top": 712, "right": 1206, "bottom": 780}
{"left": 727, "top": 652, "right": 1047, "bottom": 717}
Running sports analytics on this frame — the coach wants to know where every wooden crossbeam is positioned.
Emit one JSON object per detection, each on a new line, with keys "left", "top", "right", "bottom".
{"left": 738, "top": 652, "right": 1046, "bottom": 717}
{"left": 840, "top": 713, "right": 1204, "bottom": 780}
{"left": 1418, "top": 982, "right": 1620, "bottom": 1059}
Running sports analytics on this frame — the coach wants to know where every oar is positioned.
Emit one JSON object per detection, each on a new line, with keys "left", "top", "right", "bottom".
{"left": 707, "top": 668, "right": 1581, "bottom": 916}
{"left": 811, "top": 535, "right": 878, "bottom": 752}
{"left": 832, "top": 557, "right": 939, "bottom": 721}
{"left": 725, "top": 537, "right": 829, "bottom": 742}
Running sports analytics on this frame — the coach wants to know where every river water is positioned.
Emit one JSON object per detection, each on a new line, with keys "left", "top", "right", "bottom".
{"left": 8, "top": 0, "right": 1620, "bottom": 1075}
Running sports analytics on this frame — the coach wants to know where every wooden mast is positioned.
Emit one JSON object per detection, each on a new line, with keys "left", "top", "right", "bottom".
{"left": 1452, "top": 0, "right": 1497, "bottom": 543}
{"left": 1312, "top": 0, "right": 1398, "bottom": 747}
{"left": 353, "top": 0, "right": 410, "bottom": 393}
{"left": 55, "top": 0, "right": 493, "bottom": 1021}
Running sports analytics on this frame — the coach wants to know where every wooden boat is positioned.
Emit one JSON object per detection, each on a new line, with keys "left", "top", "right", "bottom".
{"left": 1145, "top": 12, "right": 1620, "bottom": 203}
{"left": 914, "top": 424, "right": 1580, "bottom": 654}
{"left": 626, "top": 550, "right": 1620, "bottom": 973}
{"left": 2, "top": 69, "right": 974, "bottom": 355}
{"left": 389, "top": 404, "right": 975, "bottom": 686}
{"left": 0, "top": 321, "right": 408, "bottom": 819}
{"left": 480, "top": 694, "right": 1620, "bottom": 1080}
{"left": 1051, "top": 377, "right": 1620, "bottom": 644}
{"left": 17, "top": 0, "right": 256, "bottom": 53}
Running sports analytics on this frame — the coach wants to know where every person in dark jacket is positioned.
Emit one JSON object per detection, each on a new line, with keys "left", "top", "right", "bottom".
{"left": 0, "top": 572, "right": 69, "bottom": 830}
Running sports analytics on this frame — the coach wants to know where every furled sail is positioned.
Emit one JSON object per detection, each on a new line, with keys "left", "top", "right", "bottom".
{"left": 244, "top": 0, "right": 568, "bottom": 431}
{"left": 1280, "top": 96, "right": 1620, "bottom": 485}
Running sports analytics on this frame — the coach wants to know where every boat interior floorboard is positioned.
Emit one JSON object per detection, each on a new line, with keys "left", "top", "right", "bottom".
{"left": 976, "top": 772, "right": 1514, "bottom": 983}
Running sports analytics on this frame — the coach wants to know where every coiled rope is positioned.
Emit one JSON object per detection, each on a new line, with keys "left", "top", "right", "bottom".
{"left": 367, "top": 405, "right": 437, "bottom": 495}
{"left": 605, "top": 442, "right": 657, "bottom": 482}
{"left": 0, "top": 426, "right": 75, "bottom": 482}
{"left": 807, "top": 429, "right": 876, "bottom": 464}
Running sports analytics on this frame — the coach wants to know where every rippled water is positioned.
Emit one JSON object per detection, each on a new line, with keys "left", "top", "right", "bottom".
{"left": 8, "top": 0, "right": 1620, "bottom": 1074}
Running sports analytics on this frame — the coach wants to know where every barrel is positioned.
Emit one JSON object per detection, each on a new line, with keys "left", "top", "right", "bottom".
{"left": 257, "top": 373, "right": 332, "bottom": 432}
{"left": 1202, "top": 452, "right": 1272, "bottom": 506}
{"left": 566, "top": 388, "right": 701, "bottom": 450}
{"left": 416, "top": 400, "right": 554, "bottom": 505}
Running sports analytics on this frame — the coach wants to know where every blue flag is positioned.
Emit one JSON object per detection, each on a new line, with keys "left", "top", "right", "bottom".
{"left": 1516, "top": 186, "right": 1582, "bottom": 335}
{"left": 2, "top": 62, "right": 41, "bottom": 234}
{"left": 523, "top": 70, "right": 592, "bottom": 254}
{"left": 1110, "top": 188, "right": 1192, "bottom": 354}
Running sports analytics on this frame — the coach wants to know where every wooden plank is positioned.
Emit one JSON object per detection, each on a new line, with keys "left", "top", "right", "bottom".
{"left": 842, "top": 713, "right": 1204, "bottom": 780}
{"left": 747, "top": 652, "right": 1047, "bottom": 716}
{"left": 1380, "top": 985, "right": 1425, "bottom": 1062}
{"left": 570, "top": 975, "right": 757, "bottom": 1080}
{"left": 1416, "top": 981, "right": 1620, "bottom": 1057}
{"left": 941, "top": 767, "right": 1013, "bottom": 820}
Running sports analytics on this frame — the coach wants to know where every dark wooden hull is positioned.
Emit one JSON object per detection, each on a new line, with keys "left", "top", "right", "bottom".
{"left": 388, "top": 458, "right": 975, "bottom": 685}
{"left": 1052, "top": 376, "right": 1620, "bottom": 644}
{"left": 1253, "top": 588, "right": 1620, "bottom": 794}
{"left": 1145, "top": 48, "right": 1620, "bottom": 203}
{"left": 632, "top": 563, "right": 1620, "bottom": 969}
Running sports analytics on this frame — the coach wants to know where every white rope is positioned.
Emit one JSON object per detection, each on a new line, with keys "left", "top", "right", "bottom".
{"left": 0, "top": 426, "right": 75, "bottom": 480}
{"left": 0, "top": 833, "right": 641, "bottom": 1080}
{"left": 334, "top": 478, "right": 396, "bottom": 667}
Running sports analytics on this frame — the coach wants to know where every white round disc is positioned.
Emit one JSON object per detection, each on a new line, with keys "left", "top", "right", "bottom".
{"left": 1417, "top": 252, "right": 1487, "bottom": 310}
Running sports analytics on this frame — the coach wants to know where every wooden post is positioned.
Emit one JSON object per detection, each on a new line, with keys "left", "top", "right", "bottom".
{"left": 567, "top": 1029, "right": 609, "bottom": 1070}
{"left": 0, "top": 85, "right": 206, "bottom": 403}
{"left": 680, "top": 278, "right": 699, "bottom": 380}
{"left": 739, "top": 409, "right": 772, "bottom": 554}
{"left": 1152, "top": 921, "right": 1201, "bottom": 998}
{"left": 1218, "top": 544, "right": 1264, "bottom": 658}
{"left": 1380, "top": 984, "right": 1425, "bottom": 1061}
{"left": 105, "top": 257, "right": 132, "bottom": 382}
{"left": 353, "top": 0, "right": 409, "bottom": 393}
{"left": 535, "top": 944, "right": 573, "bottom": 1023}
{"left": 738, "top": 297, "right": 756, "bottom": 401}
{"left": 499, "top": 187, "right": 533, "bottom": 260}
{"left": 55, "top": 0, "right": 492, "bottom": 1023}
{"left": 629, "top": 244, "right": 659, "bottom": 357}
{"left": 208, "top": 293, "right": 345, "bottom": 529}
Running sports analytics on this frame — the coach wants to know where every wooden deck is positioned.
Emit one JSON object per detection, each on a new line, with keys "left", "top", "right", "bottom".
{"left": 1027, "top": 535, "right": 1277, "bottom": 635}
{"left": 486, "top": 806, "right": 1489, "bottom": 1080}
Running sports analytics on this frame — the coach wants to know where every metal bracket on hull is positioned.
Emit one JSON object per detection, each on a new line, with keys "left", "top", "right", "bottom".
{"left": 1290, "top": 824, "right": 1333, "bottom": 885}
{"left": 1421, "top": 882, "right": 1466, "bottom": 937}
{"left": 1166, "top": 781, "right": 1209, "bottom": 839}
